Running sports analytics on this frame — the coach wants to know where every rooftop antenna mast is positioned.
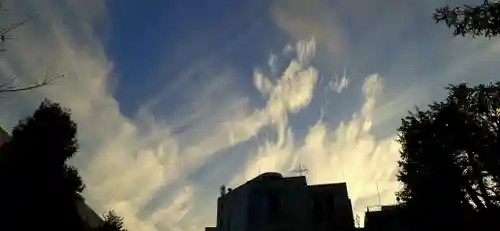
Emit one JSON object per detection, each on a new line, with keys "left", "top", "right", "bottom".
{"left": 256, "top": 134, "right": 264, "bottom": 177}
{"left": 292, "top": 162, "right": 308, "bottom": 176}
{"left": 376, "top": 182, "right": 382, "bottom": 206}
{"left": 220, "top": 185, "right": 226, "bottom": 197}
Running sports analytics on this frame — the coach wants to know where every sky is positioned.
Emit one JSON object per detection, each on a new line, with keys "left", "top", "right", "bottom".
{"left": 0, "top": 0, "right": 499, "bottom": 230}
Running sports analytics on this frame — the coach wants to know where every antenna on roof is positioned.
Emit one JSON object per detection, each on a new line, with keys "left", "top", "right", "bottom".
{"left": 291, "top": 162, "right": 308, "bottom": 176}
{"left": 376, "top": 182, "right": 382, "bottom": 205}
{"left": 220, "top": 185, "right": 226, "bottom": 197}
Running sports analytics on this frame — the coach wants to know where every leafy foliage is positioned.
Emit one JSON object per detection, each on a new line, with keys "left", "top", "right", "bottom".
{"left": 0, "top": 100, "right": 85, "bottom": 230}
{"left": 396, "top": 82, "right": 500, "bottom": 229}
{"left": 100, "top": 210, "right": 128, "bottom": 231}
{"left": 434, "top": 0, "right": 500, "bottom": 38}
{"left": 63, "top": 164, "right": 86, "bottom": 193}
{"left": 10, "top": 99, "right": 78, "bottom": 166}
{"left": 0, "top": 99, "right": 129, "bottom": 230}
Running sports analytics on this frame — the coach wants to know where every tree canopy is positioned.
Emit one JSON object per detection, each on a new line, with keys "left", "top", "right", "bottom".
{"left": 435, "top": 0, "right": 500, "bottom": 38}
{"left": 0, "top": 99, "right": 128, "bottom": 231}
{"left": 396, "top": 82, "right": 500, "bottom": 229}
{"left": 0, "top": 100, "right": 85, "bottom": 230}
{"left": 101, "top": 210, "right": 128, "bottom": 231}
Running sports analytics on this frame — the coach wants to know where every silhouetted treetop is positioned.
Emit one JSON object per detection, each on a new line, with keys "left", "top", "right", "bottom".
{"left": 435, "top": 0, "right": 500, "bottom": 37}
{"left": 101, "top": 210, "right": 128, "bottom": 231}
{"left": 63, "top": 164, "right": 86, "bottom": 193}
{"left": 0, "top": 99, "right": 86, "bottom": 230}
{"left": 396, "top": 82, "right": 500, "bottom": 229}
{"left": 10, "top": 99, "right": 78, "bottom": 168}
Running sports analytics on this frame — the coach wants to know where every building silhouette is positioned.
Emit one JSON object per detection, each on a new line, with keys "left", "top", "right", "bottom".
{"left": 206, "top": 172, "right": 355, "bottom": 231}
{"left": 363, "top": 205, "right": 408, "bottom": 231}
{"left": 76, "top": 193, "right": 105, "bottom": 230}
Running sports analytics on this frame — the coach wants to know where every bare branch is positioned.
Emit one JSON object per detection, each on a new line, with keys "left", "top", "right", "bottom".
{"left": 0, "top": 67, "right": 64, "bottom": 94}
{"left": 0, "top": 9, "right": 63, "bottom": 95}
{"left": 0, "top": 14, "right": 36, "bottom": 53}
{"left": 0, "top": 14, "right": 35, "bottom": 36}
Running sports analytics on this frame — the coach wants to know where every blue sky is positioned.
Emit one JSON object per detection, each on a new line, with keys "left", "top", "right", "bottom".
{"left": 1, "top": 0, "right": 500, "bottom": 231}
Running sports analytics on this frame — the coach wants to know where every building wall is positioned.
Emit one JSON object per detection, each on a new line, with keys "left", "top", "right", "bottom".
{"left": 206, "top": 227, "right": 217, "bottom": 231}
{"left": 217, "top": 173, "right": 313, "bottom": 231}
{"left": 246, "top": 175, "right": 312, "bottom": 231}
{"left": 217, "top": 183, "right": 250, "bottom": 231}
{"left": 212, "top": 173, "right": 355, "bottom": 231}
{"left": 75, "top": 193, "right": 104, "bottom": 229}
{"left": 364, "top": 205, "right": 409, "bottom": 231}
{"left": 308, "top": 183, "right": 355, "bottom": 231}
{"left": 279, "top": 177, "right": 312, "bottom": 231}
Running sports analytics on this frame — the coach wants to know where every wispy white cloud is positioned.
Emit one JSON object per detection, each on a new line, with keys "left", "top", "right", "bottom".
{"left": 271, "top": 0, "right": 347, "bottom": 62}
{"left": 19, "top": 7, "right": 320, "bottom": 230}
{"left": 137, "top": 38, "right": 320, "bottom": 231}
{"left": 0, "top": 1, "right": 163, "bottom": 231}
{"left": 3, "top": 1, "right": 500, "bottom": 231}
{"left": 329, "top": 69, "right": 349, "bottom": 93}
{"left": 150, "top": 186, "right": 194, "bottom": 231}
{"left": 230, "top": 71, "right": 400, "bottom": 224}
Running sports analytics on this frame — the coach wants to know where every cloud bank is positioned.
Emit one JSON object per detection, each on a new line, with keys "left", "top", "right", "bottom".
{"left": 2, "top": 1, "right": 500, "bottom": 231}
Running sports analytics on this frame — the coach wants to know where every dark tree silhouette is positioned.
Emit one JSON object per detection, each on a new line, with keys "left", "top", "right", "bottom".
{"left": 100, "top": 210, "right": 128, "bottom": 231}
{"left": 0, "top": 99, "right": 130, "bottom": 231}
{"left": 434, "top": 0, "right": 500, "bottom": 38}
{"left": 396, "top": 82, "right": 500, "bottom": 230}
{"left": 0, "top": 99, "right": 85, "bottom": 230}
{"left": 63, "top": 164, "right": 86, "bottom": 193}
